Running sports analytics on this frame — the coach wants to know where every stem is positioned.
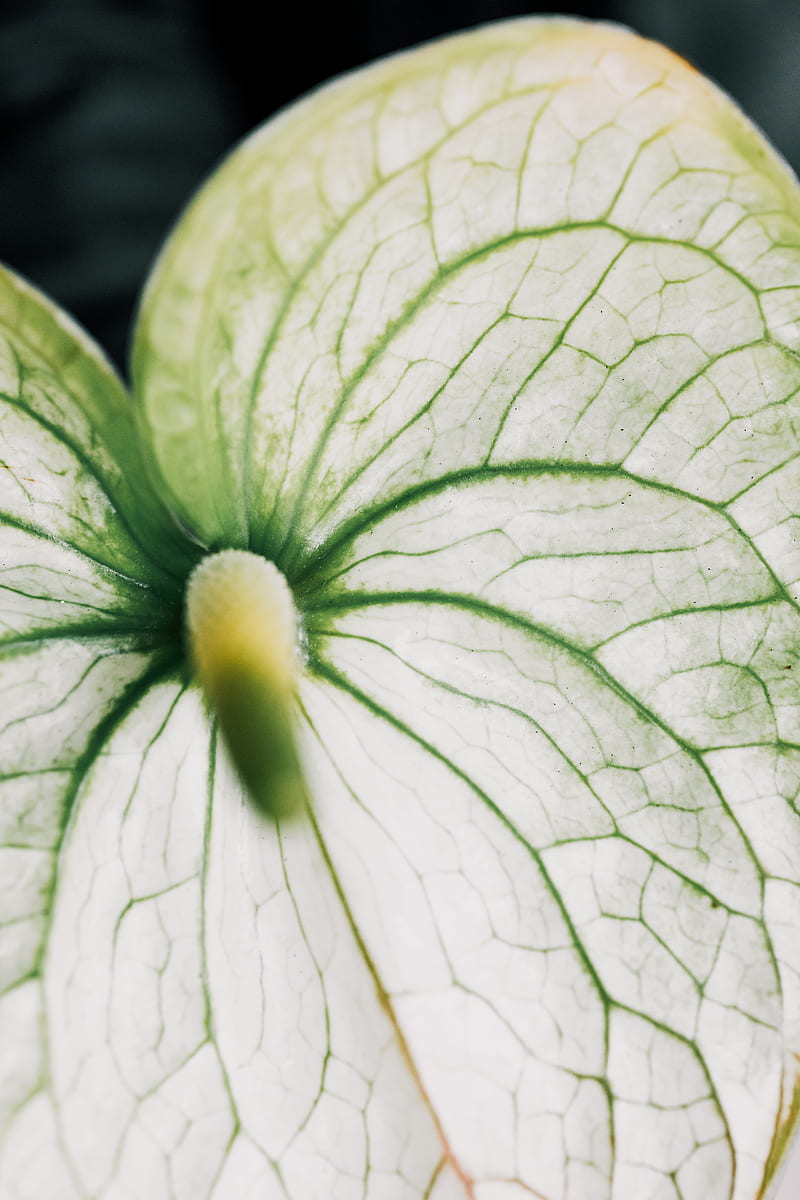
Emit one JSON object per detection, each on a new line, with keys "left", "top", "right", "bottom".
{"left": 186, "top": 549, "right": 307, "bottom": 820}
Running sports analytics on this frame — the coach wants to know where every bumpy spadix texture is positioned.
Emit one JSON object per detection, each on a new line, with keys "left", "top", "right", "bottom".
{"left": 1, "top": 17, "right": 800, "bottom": 1200}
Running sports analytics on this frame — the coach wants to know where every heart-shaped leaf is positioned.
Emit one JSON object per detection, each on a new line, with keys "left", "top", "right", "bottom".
{"left": 2, "top": 17, "right": 800, "bottom": 1200}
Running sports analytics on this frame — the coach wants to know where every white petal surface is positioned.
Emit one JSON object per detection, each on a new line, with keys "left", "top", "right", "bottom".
{"left": 4, "top": 16, "right": 800, "bottom": 1200}
{"left": 0, "top": 269, "right": 196, "bottom": 1195}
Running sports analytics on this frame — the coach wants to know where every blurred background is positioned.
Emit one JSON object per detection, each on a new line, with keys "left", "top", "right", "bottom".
{"left": 0, "top": 0, "right": 798, "bottom": 373}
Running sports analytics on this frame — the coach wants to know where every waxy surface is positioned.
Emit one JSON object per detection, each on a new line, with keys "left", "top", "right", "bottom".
{"left": 2, "top": 18, "right": 800, "bottom": 1200}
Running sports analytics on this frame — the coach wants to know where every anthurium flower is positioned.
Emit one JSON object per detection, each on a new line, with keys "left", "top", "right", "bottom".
{"left": 2, "top": 17, "right": 800, "bottom": 1200}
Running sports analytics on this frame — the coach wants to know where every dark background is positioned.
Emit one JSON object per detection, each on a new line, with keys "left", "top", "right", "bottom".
{"left": 1, "top": 0, "right": 798, "bottom": 373}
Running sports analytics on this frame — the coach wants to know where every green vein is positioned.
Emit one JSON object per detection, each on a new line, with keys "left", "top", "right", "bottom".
{"left": 307, "top": 653, "right": 737, "bottom": 1188}
{"left": 0, "top": 386, "right": 185, "bottom": 592}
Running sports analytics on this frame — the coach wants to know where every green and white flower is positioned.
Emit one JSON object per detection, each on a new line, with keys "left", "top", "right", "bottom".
{"left": 1, "top": 18, "right": 799, "bottom": 1200}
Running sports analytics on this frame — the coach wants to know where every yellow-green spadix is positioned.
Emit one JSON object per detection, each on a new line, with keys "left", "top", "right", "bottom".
{"left": 185, "top": 549, "right": 306, "bottom": 820}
